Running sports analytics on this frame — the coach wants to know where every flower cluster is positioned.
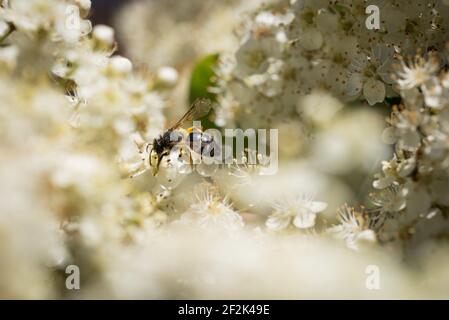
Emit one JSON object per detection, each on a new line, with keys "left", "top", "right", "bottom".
{"left": 369, "top": 49, "right": 449, "bottom": 249}
{"left": 215, "top": 0, "right": 449, "bottom": 129}
{"left": 0, "top": 0, "right": 171, "bottom": 297}
{"left": 115, "top": 0, "right": 262, "bottom": 69}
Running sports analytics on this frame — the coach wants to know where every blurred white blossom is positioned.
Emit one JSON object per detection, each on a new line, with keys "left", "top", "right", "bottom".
{"left": 328, "top": 205, "right": 377, "bottom": 250}
{"left": 266, "top": 195, "right": 327, "bottom": 231}
{"left": 178, "top": 183, "right": 244, "bottom": 232}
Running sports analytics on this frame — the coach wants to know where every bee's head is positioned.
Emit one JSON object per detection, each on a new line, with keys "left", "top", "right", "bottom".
{"left": 149, "top": 148, "right": 158, "bottom": 174}
{"left": 149, "top": 142, "right": 170, "bottom": 176}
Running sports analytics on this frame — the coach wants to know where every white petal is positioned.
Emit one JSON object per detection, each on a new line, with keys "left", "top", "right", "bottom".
{"left": 381, "top": 127, "right": 398, "bottom": 145}
{"left": 293, "top": 213, "right": 316, "bottom": 229}
{"left": 305, "top": 201, "right": 328, "bottom": 213}
{"left": 327, "top": 225, "right": 344, "bottom": 234}
{"left": 391, "top": 197, "right": 407, "bottom": 212}
{"left": 363, "top": 79, "right": 386, "bottom": 105}
{"left": 346, "top": 74, "right": 364, "bottom": 97}
{"left": 373, "top": 176, "right": 394, "bottom": 189}
{"left": 300, "top": 29, "right": 323, "bottom": 51}
{"left": 93, "top": 24, "right": 115, "bottom": 45}
{"left": 355, "top": 230, "right": 377, "bottom": 247}
{"left": 400, "top": 130, "right": 421, "bottom": 151}
{"left": 266, "top": 215, "right": 290, "bottom": 231}
{"left": 423, "top": 81, "right": 444, "bottom": 109}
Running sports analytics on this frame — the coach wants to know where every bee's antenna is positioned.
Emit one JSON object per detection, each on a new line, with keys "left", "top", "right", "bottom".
{"left": 132, "top": 134, "right": 153, "bottom": 153}
{"left": 145, "top": 142, "right": 154, "bottom": 153}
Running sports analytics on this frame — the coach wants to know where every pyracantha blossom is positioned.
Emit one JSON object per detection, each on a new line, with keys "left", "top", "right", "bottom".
{"left": 328, "top": 205, "right": 377, "bottom": 250}
{"left": 394, "top": 53, "right": 440, "bottom": 90}
{"left": 178, "top": 183, "right": 244, "bottom": 231}
{"left": 114, "top": 0, "right": 263, "bottom": 68}
{"left": 370, "top": 185, "right": 408, "bottom": 214}
{"left": 4, "top": 0, "right": 449, "bottom": 300}
{"left": 0, "top": 0, "right": 173, "bottom": 298}
{"left": 266, "top": 195, "right": 327, "bottom": 231}
{"left": 215, "top": 0, "right": 449, "bottom": 130}
{"left": 370, "top": 49, "right": 449, "bottom": 248}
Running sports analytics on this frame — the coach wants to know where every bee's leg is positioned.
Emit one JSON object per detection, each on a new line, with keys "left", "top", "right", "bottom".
{"left": 178, "top": 146, "right": 184, "bottom": 158}
{"left": 128, "top": 161, "right": 150, "bottom": 178}
{"left": 129, "top": 168, "right": 146, "bottom": 179}
{"left": 145, "top": 142, "right": 153, "bottom": 154}
{"left": 176, "top": 145, "right": 191, "bottom": 167}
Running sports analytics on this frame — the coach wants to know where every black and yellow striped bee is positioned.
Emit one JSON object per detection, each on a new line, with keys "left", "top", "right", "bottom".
{"left": 148, "top": 98, "right": 213, "bottom": 176}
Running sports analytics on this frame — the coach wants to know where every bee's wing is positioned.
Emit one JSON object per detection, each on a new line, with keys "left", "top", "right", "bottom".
{"left": 169, "top": 98, "right": 211, "bottom": 130}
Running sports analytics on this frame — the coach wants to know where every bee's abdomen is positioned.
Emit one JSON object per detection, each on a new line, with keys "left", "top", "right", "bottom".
{"left": 188, "top": 131, "right": 217, "bottom": 157}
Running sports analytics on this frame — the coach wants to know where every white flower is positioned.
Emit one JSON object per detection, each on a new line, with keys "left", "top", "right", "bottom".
{"left": 370, "top": 186, "right": 408, "bottom": 213}
{"left": 179, "top": 184, "right": 244, "bottom": 231}
{"left": 398, "top": 129, "right": 421, "bottom": 151}
{"left": 234, "top": 37, "right": 283, "bottom": 80}
{"left": 381, "top": 127, "right": 398, "bottom": 145}
{"left": 396, "top": 54, "right": 439, "bottom": 90}
{"left": 156, "top": 66, "right": 178, "bottom": 87}
{"left": 109, "top": 56, "right": 133, "bottom": 74}
{"left": 328, "top": 205, "right": 377, "bottom": 250}
{"left": 92, "top": 24, "right": 115, "bottom": 46}
{"left": 363, "top": 79, "right": 386, "bottom": 106}
{"left": 75, "top": 0, "right": 92, "bottom": 12}
{"left": 299, "top": 28, "right": 323, "bottom": 51}
{"left": 346, "top": 45, "right": 394, "bottom": 104}
{"left": 266, "top": 195, "right": 327, "bottom": 231}
{"left": 373, "top": 158, "right": 413, "bottom": 189}
{"left": 422, "top": 77, "right": 447, "bottom": 109}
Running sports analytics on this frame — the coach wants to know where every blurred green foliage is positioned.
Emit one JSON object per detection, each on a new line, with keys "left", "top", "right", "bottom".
{"left": 189, "top": 54, "right": 219, "bottom": 130}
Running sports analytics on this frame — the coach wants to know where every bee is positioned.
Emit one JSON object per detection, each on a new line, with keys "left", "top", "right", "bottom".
{"left": 147, "top": 98, "right": 213, "bottom": 176}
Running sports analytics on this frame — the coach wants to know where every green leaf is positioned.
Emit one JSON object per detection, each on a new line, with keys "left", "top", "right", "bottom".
{"left": 189, "top": 53, "right": 219, "bottom": 104}
{"left": 188, "top": 53, "right": 219, "bottom": 129}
